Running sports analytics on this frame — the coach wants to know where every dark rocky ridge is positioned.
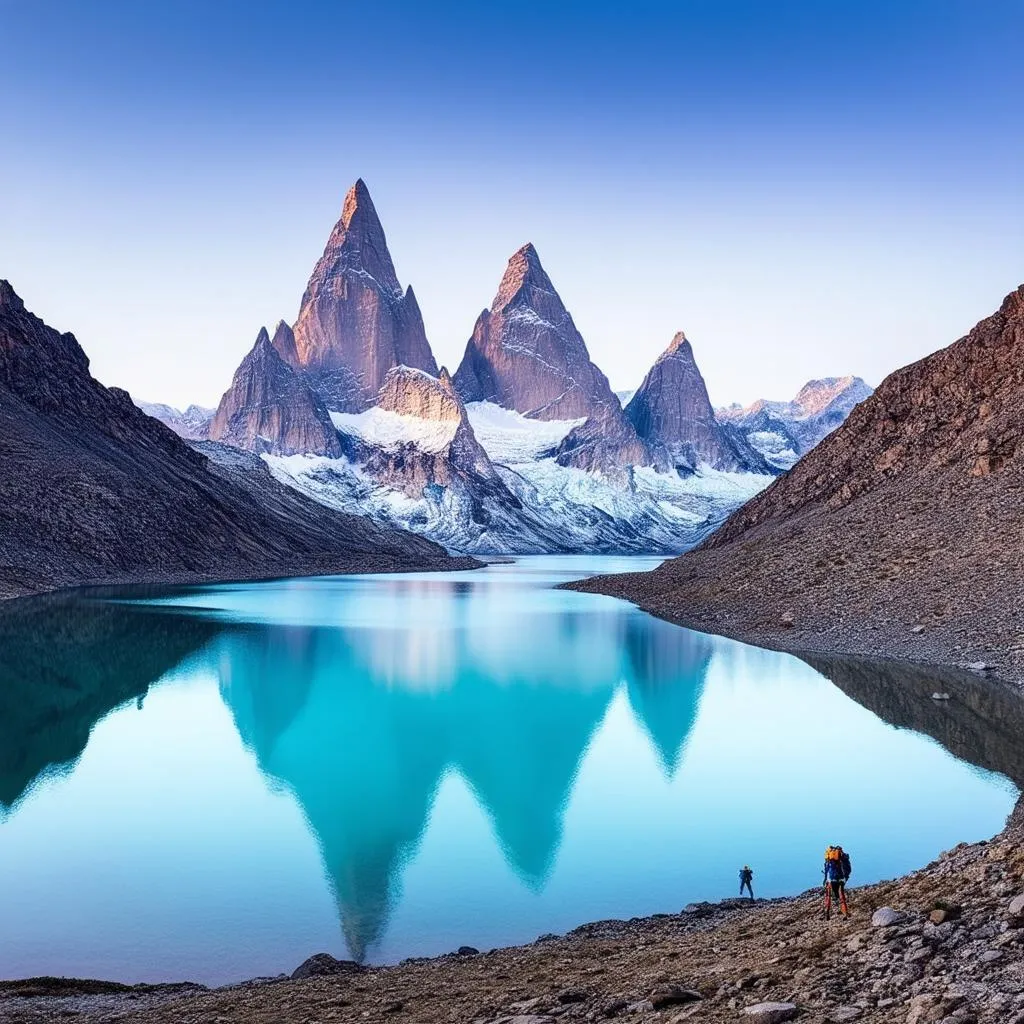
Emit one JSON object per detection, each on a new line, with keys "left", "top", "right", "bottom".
{"left": 289, "top": 179, "right": 438, "bottom": 411}
{"left": 453, "top": 244, "right": 652, "bottom": 477}
{"left": 570, "top": 285, "right": 1024, "bottom": 682}
{"left": 625, "top": 332, "right": 774, "bottom": 474}
{"left": 0, "top": 281, "right": 470, "bottom": 601}
{"left": 208, "top": 326, "right": 342, "bottom": 457}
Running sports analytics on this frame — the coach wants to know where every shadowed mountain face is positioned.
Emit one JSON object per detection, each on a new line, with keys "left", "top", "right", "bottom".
{"left": 625, "top": 333, "right": 771, "bottom": 475}
{"left": 289, "top": 180, "right": 438, "bottom": 412}
{"left": 0, "top": 595, "right": 218, "bottom": 810}
{"left": 209, "top": 327, "right": 343, "bottom": 457}
{"left": 0, "top": 281, "right": 460, "bottom": 600}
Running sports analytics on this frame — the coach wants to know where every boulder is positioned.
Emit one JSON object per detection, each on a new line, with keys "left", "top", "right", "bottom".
{"left": 743, "top": 1002, "right": 798, "bottom": 1023}
{"left": 871, "top": 907, "right": 904, "bottom": 928}
{"left": 649, "top": 983, "right": 701, "bottom": 1008}
{"left": 290, "top": 953, "right": 363, "bottom": 980}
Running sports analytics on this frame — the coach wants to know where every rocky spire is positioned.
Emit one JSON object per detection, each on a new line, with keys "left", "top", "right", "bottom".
{"left": 626, "top": 332, "right": 755, "bottom": 473}
{"left": 290, "top": 179, "right": 438, "bottom": 412}
{"left": 208, "top": 327, "right": 343, "bottom": 457}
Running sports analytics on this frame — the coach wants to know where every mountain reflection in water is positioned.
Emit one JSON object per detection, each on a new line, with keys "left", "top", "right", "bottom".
{"left": 0, "top": 558, "right": 1019, "bottom": 982}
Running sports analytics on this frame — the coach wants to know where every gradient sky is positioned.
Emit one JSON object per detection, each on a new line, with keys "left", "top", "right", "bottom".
{"left": 2, "top": 0, "right": 1022, "bottom": 409}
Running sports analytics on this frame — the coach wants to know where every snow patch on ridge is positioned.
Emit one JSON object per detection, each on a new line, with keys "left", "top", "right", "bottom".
{"left": 330, "top": 407, "right": 458, "bottom": 454}
{"left": 466, "top": 401, "right": 583, "bottom": 462}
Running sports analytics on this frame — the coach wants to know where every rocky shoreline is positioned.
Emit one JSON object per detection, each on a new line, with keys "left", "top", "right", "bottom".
{"left": 2, "top": 796, "right": 1022, "bottom": 1024}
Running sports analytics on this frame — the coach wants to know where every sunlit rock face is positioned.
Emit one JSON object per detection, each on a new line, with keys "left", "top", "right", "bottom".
{"left": 208, "top": 327, "right": 343, "bottom": 457}
{"left": 453, "top": 244, "right": 651, "bottom": 478}
{"left": 289, "top": 179, "right": 438, "bottom": 412}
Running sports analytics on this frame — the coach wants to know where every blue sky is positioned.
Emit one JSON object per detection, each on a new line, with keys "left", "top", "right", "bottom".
{"left": 2, "top": 0, "right": 1022, "bottom": 408}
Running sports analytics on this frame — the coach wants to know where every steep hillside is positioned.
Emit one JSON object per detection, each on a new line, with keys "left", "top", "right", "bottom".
{"left": 573, "top": 285, "right": 1024, "bottom": 680}
{"left": 0, "top": 282, "right": 467, "bottom": 600}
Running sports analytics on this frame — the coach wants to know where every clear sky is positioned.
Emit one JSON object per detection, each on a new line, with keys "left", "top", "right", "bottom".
{"left": 2, "top": 0, "right": 1022, "bottom": 409}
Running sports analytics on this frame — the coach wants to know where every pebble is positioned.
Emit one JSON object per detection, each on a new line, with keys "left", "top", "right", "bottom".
{"left": 1009, "top": 894, "right": 1024, "bottom": 917}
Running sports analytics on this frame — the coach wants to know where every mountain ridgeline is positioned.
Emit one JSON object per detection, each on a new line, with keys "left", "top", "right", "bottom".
{"left": 0, "top": 279, "right": 465, "bottom": 601}
{"left": 149, "top": 179, "right": 867, "bottom": 555}
{"left": 573, "top": 284, "right": 1024, "bottom": 679}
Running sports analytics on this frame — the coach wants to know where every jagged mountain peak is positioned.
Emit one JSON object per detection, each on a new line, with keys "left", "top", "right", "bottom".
{"left": 492, "top": 243, "right": 555, "bottom": 312}
{"left": 271, "top": 320, "right": 299, "bottom": 365}
{"left": 0, "top": 280, "right": 25, "bottom": 311}
{"left": 209, "top": 327, "right": 342, "bottom": 457}
{"left": 290, "top": 179, "right": 438, "bottom": 411}
{"left": 316, "top": 178, "right": 401, "bottom": 298}
{"left": 626, "top": 331, "right": 760, "bottom": 474}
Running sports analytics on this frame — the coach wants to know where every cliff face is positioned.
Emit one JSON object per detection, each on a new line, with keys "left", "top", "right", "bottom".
{"left": 290, "top": 180, "right": 438, "bottom": 411}
{"left": 572, "top": 285, "right": 1024, "bottom": 680}
{"left": 625, "top": 332, "right": 767, "bottom": 474}
{"left": 453, "top": 244, "right": 651, "bottom": 477}
{"left": 208, "top": 328, "right": 342, "bottom": 457}
{"left": 0, "top": 281, "right": 463, "bottom": 600}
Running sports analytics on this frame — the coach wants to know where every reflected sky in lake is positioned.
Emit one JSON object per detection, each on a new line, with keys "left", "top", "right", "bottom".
{"left": 0, "top": 557, "right": 1018, "bottom": 984}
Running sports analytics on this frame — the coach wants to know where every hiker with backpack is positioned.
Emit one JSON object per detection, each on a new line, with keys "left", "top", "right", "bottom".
{"left": 823, "top": 844, "right": 852, "bottom": 918}
{"left": 739, "top": 864, "right": 754, "bottom": 899}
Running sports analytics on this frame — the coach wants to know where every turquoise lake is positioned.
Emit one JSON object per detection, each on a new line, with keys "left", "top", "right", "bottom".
{"left": 0, "top": 556, "right": 1018, "bottom": 985}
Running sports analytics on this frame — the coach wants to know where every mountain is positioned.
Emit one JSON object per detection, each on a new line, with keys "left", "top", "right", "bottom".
{"left": 287, "top": 179, "right": 438, "bottom": 411}
{"left": 453, "top": 244, "right": 650, "bottom": 475}
{"left": 625, "top": 332, "right": 774, "bottom": 474}
{"left": 208, "top": 327, "right": 343, "bottom": 456}
{"left": 572, "top": 285, "right": 1024, "bottom": 678}
{"left": 135, "top": 401, "right": 213, "bottom": 440}
{"left": 717, "top": 375, "right": 873, "bottom": 470}
{"left": 0, "top": 281, "right": 465, "bottom": 600}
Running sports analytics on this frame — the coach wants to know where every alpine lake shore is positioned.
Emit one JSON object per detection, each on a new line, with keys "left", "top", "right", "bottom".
{"left": 2, "top": 590, "right": 1023, "bottom": 1024}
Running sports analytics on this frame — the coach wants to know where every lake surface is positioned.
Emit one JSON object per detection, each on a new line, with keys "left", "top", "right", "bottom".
{"left": 0, "top": 556, "right": 1018, "bottom": 985}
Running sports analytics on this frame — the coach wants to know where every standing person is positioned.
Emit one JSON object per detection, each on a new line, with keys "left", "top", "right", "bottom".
{"left": 823, "top": 844, "right": 850, "bottom": 918}
{"left": 739, "top": 864, "right": 754, "bottom": 899}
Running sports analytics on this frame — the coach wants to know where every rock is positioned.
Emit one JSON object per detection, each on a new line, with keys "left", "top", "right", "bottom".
{"left": 931, "top": 692, "right": 951, "bottom": 701}
{"left": 625, "top": 999, "right": 654, "bottom": 1013}
{"left": 826, "top": 1009, "right": 863, "bottom": 1023}
{"left": 965, "top": 661, "right": 990, "bottom": 672}
{"left": 979, "top": 948, "right": 1003, "bottom": 963}
{"left": 1008, "top": 894, "right": 1024, "bottom": 917}
{"left": 930, "top": 908, "right": 950, "bottom": 924}
{"left": 456, "top": 945, "right": 480, "bottom": 956}
{"left": 648, "top": 983, "right": 701, "bottom": 1008}
{"left": 208, "top": 326, "right": 344, "bottom": 457}
{"left": 625, "top": 332, "right": 769, "bottom": 474}
{"left": 290, "top": 953, "right": 363, "bottom": 980}
{"left": 872, "top": 907, "right": 905, "bottom": 928}
{"left": 557, "top": 988, "right": 587, "bottom": 1004}
{"left": 453, "top": 243, "right": 652, "bottom": 477}
{"left": 498, "top": 1016, "right": 552, "bottom": 1024}
{"left": 742, "top": 1002, "right": 798, "bottom": 1023}
{"left": 780, "top": 610, "right": 796, "bottom": 627}
{"left": 290, "top": 179, "right": 438, "bottom": 412}
{"left": 911, "top": 624, "right": 926, "bottom": 633}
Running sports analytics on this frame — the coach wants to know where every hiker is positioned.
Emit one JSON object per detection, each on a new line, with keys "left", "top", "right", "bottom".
{"left": 823, "top": 844, "right": 852, "bottom": 918}
{"left": 739, "top": 864, "right": 754, "bottom": 899}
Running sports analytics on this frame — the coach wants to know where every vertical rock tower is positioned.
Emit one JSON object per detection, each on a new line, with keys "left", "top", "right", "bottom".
{"left": 289, "top": 179, "right": 438, "bottom": 411}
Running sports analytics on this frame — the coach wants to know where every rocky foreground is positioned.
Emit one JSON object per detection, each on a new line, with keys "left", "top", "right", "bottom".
{"left": 2, "top": 800, "right": 1021, "bottom": 1024}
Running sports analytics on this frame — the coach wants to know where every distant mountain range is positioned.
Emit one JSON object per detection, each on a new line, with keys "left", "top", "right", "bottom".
{"left": 139, "top": 180, "right": 870, "bottom": 555}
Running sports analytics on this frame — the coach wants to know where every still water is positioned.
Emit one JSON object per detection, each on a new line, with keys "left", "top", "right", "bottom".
{"left": 0, "top": 556, "right": 1017, "bottom": 985}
